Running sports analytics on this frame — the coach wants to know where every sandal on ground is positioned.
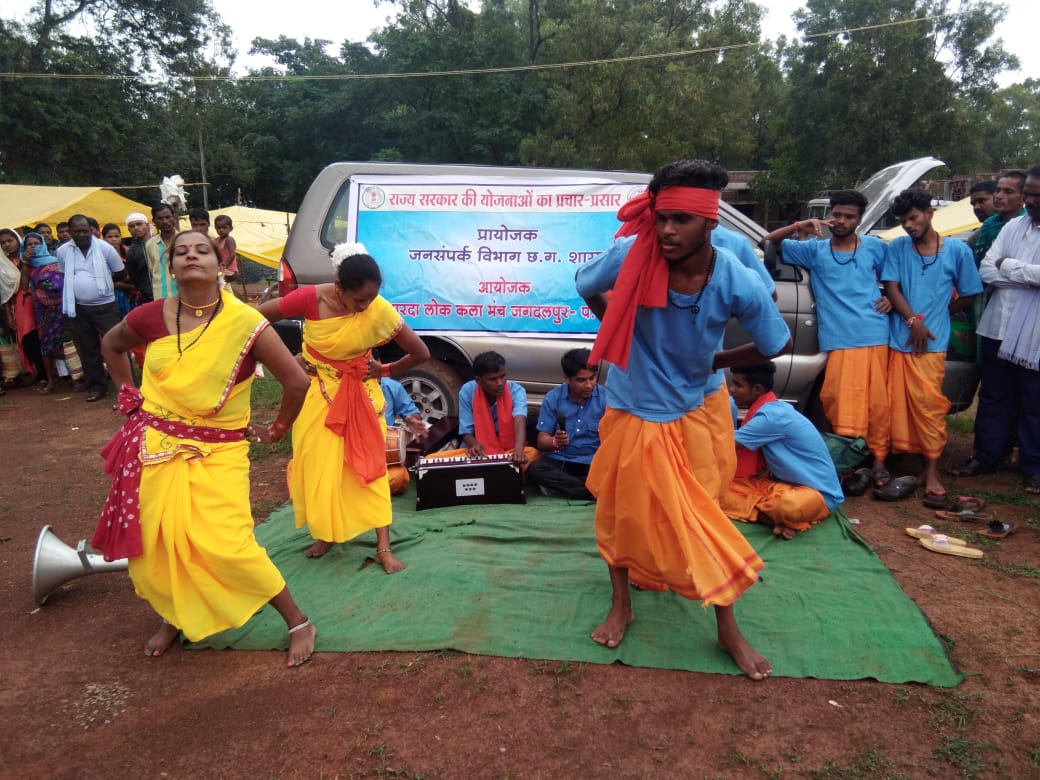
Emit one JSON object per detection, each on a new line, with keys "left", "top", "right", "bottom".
{"left": 85, "top": 391, "right": 105, "bottom": 402}
{"left": 980, "top": 521, "right": 1015, "bottom": 540}
{"left": 905, "top": 525, "right": 967, "bottom": 545}
{"left": 872, "top": 475, "right": 917, "bottom": 501}
{"left": 841, "top": 467, "right": 872, "bottom": 497}
{"left": 919, "top": 535, "right": 983, "bottom": 559}
{"left": 948, "top": 458, "right": 996, "bottom": 477}
{"left": 869, "top": 467, "right": 892, "bottom": 488}
{"left": 934, "top": 509, "right": 994, "bottom": 523}
{"left": 1025, "top": 474, "right": 1040, "bottom": 495}
{"left": 922, "top": 489, "right": 950, "bottom": 509}
{"left": 947, "top": 495, "right": 985, "bottom": 513}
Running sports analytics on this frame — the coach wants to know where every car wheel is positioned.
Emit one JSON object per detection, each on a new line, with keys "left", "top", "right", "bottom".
{"left": 398, "top": 359, "right": 463, "bottom": 423}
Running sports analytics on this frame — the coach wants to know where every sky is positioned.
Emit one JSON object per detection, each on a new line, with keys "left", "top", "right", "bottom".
{"left": 5, "top": 0, "right": 1037, "bottom": 85}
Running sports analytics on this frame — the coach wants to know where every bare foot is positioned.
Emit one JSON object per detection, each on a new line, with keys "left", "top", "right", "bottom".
{"left": 304, "top": 540, "right": 333, "bottom": 558}
{"left": 374, "top": 549, "right": 406, "bottom": 574}
{"left": 590, "top": 605, "right": 634, "bottom": 648}
{"left": 36, "top": 381, "right": 55, "bottom": 395}
{"left": 287, "top": 619, "right": 316, "bottom": 668}
{"left": 717, "top": 611, "right": 771, "bottom": 681}
{"left": 144, "top": 621, "right": 180, "bottom": 658}
{"left": 771, "top": 525, "right": 797, "bottom": 540}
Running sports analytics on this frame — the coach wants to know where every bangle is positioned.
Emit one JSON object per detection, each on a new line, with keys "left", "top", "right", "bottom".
{"left": 267, "top": 419, "right": 289, "bottom": 442}
{"left": 905, "top": 313, "right": 924, "bottom": 328}
{"left": 380, "top": 362, "right": 392, "bottom": 378}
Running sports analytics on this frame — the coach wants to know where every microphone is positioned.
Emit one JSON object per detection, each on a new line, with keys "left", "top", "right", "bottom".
{"left": 554, "top": 415, "right": 566, "bottom": 452}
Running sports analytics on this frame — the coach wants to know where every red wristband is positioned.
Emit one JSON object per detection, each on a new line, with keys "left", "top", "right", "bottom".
{"left": 380, "top": 363, "right": 392, "bottom": 378}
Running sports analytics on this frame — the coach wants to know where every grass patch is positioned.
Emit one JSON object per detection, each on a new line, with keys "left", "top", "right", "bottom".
{"left": 932, "top": 737, "right": 996, "bottom": 779}
{"left": 981, "top": 560, "right": 1040, "bottom": 579}
{"left": 806, "top": 749, "right": 911, "bottom": 779}
{"left": 928, "top": 692, "right": 982, "bottom": 731}
{"left": 946, "top": 413, "right": 975, "bottom": 435}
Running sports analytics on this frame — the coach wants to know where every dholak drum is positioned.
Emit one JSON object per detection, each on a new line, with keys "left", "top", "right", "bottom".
{"left": 385, "top": 426, "right": 408, "bottom": 467}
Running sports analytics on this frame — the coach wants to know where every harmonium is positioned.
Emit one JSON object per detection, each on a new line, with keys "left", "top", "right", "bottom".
{"left": 414, "top": 452, "right": 526, "bottom": 510}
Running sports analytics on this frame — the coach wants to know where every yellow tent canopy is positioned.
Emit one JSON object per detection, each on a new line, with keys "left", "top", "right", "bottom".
{"left": 0, "top": 185, "right": 150, "bottom": 235}
{"left": 179, "top": 205, "right": 294, "bottom": 270}
{"left": 879, "top": 197, "right": 980, "bottom": 241}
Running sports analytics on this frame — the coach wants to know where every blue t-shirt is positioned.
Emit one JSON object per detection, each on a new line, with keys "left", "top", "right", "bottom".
{"left": 535, "top": 383, "right": 606, "bottom": 464}
{"left": 576, "top": 243, "right": 790, "bottom": 422}
{"left": 735, "top": 399, "right": 844, "bottom": 510}
{"left": 458, "top": 379, "right": 528, "bottom": 436}
{"left": 380, "top": 377, "right": 420, "bottom": 426}
{"left": 781, "top": 235, "right": 889, "bottom": 351}
{"left": 881, "top": 236, "right": 983, "bottom": 353}
{"left": 713, "top": 225, "right": 775, "bottom": 293}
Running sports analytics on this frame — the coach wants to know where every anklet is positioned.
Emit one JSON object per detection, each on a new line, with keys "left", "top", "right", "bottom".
{"left": 288, "top": 618, "right": 311, "bottom": 634}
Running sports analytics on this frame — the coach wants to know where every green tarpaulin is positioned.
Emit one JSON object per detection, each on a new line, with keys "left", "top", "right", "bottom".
{"left": 196, "top": 491, "right": 961, "bottom": 686}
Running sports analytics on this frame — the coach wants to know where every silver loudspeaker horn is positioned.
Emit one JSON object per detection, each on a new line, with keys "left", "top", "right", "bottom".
{"left": 32, "top": 525, "right": 129, "bottom": 606}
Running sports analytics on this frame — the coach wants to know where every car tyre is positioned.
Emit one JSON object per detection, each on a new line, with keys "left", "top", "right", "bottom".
{"left": 398, "top": 359, "right": 463, "bottom": 423}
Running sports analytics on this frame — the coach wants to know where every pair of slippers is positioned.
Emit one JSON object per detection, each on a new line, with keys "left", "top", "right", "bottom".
{"left": 905, "top": 526, "right": 983, "bottom": 558}
{"left": 843, "top": 466, "right": 894, "bottom": 497}
{"left": 933, "top": 510, "right": 1016, "bottom": 539}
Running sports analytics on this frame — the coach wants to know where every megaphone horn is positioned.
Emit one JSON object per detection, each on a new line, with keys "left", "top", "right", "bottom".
{"left": 32, "top": 525, "right": 129, "bottom": 607}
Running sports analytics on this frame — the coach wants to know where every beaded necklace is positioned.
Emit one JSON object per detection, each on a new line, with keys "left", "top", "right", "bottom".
{"left": 913, "top": 232, "right": 941, "bottom": 274}
{"left": 176, "top": 297, "right": 222, "bottom": 358}
{"left": 829, "top": 236, "right": 859, "bottom": 266}
{"left": 668, "top": 248, "right": 717, "bottom": 323}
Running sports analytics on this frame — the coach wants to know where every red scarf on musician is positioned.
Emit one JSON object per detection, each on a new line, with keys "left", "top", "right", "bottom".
{"left": 92, "top": 385, "right": 247, "bottom": 562}
{"left": 734, "top": 391, "right": 777, "bottom": 478}
{"left": 307, "top": 344, "right": 387, "bottom": 486}
{"left": 589, "top": 186, "right": 720, "bottom": 370}
{"left": 471, "top": 382, "right": 515, "bottom": 455}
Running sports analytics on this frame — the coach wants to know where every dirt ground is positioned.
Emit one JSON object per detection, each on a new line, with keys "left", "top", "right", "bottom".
{"left": 1, "top": 354, "right": 1038, "bottom": 778}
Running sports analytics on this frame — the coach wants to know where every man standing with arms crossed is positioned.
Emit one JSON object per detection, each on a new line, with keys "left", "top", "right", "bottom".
{"left": 145, "top": 202, "right": 178, "bottom": 300}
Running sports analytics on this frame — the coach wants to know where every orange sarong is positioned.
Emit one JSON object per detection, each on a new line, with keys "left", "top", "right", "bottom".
{"left": 587, "top": 407, "right": 763, "bottom": 607}
{"left": 820, "top": 345, "right": 891, "bottom": 460}
{"left": 888, "top": 351, "right": 949, "bottom": 459}
{"left": 720, "top": 476, "right": 829, "bottom": 533}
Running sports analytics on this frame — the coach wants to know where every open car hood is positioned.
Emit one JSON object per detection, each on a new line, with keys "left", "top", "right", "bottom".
{"left": 857, "top": 156, "right": 947, "bottom": 235}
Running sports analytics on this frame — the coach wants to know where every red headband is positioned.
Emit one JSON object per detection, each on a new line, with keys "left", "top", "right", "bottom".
{"left": 653, "top": 186, "right": 720, "bottom": 221}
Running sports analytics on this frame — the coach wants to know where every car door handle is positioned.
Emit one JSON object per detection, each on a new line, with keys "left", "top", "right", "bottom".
{"left": 804, "top": 318, "right": 816, "bottom": 327}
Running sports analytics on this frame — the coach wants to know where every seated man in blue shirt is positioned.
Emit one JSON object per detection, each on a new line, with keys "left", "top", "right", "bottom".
{"left": 428, "top": 351, "right": 539, "bottom": 466}
{"left": 721, "top": 362, "right": 844, "bottom": 540}
{"left": 379, "top": 375, "right": 427, "bottom": 495}
{"left": 527, "top": 348, "right": 605, "bottom": 499}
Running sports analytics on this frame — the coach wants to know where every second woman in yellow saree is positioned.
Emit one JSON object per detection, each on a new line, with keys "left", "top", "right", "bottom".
{"left": 260, "top": 244, "right": 429, "bottom": 572}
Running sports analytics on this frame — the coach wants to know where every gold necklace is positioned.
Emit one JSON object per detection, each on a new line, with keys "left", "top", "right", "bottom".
{"left": 179, "top": 296, "right": 221, "bottom": 318}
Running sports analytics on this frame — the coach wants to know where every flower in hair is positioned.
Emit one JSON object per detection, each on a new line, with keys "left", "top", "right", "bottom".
{"left": 331, "top": 242, "right": 368, "bottom": 269}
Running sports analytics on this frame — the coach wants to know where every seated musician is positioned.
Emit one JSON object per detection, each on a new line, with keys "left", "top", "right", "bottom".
{"left": 527, "top": 348, "right": 604, "bottom": 499}
{"left": 720, "top": 362, "right": 844, "bottom": 540}
{"left": 428, "top": 351, "right": 539, "bottom": 467}
{"left": 379, "top": 374, "right": 427, "bottom": 495}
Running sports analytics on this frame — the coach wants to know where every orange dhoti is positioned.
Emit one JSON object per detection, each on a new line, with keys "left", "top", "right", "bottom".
{"left": 820, "top": 345, "right": 891, "bottom": 460}
{"left": 888, "top": 351, "right": 949, "bottom": 459}
{"left": 587, "top": 407, "right": 763, "bottom": 607}
{"left": 702, "top": 381, "right": 736, "bottom": 502}
{"left": 720, "top": 475, "right": 830, "bottom": 533}
{"left": 388, "top": 465, "right": 410, "bottom": 495}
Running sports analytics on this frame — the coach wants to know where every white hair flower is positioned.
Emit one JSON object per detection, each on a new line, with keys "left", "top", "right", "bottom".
{"left": 331, "top": 242, "right": 368, "bottom": 269}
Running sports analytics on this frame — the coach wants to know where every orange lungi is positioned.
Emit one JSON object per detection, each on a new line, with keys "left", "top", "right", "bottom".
{"left": 820, "top": 345, "right": 890, "bottom": 460}
{"left": 587, "top": 406, "right": 763, "bottom": 607}
{"left": 702, "top": 381, "right": 736, "bottom": 502}
{"left": 888, "top": 351, "right": 949, "bottom": 459}
{"left": 388, "top": 465, "right": 410, "bottom": 495}
{"left": 720, "top": 475, "right": 830, "bottom": 533}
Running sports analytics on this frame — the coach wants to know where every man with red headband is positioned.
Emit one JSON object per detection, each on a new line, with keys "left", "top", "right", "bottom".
{"left": 576, "top": 159, "right": 791, "bottom": 681}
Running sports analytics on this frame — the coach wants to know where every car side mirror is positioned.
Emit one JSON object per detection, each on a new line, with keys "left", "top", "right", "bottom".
{"left": 762, "top": 239, "right": 781, "bottom": 277}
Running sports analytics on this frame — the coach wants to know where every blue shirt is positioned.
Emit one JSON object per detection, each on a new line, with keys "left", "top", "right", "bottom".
{"left": 735, "top": 399, "right": 844, "bottom": 510}
{"left": 576, "top": 242, "right": 790, "bottom": 422}
{"left": 458, "top": 379, "right": 528, "bottom": 436}
{"left": 712, "top": 225, "right": 775, "bottom": 293}
{"left": 781, "top": 235, "right": 890, "bottom": 351}
{"left": 881, "top": 236, "right": 983, "bottom": 353}
{"left": 380, "top": 377, "right": 420, "bottom": 426}
{"left": 535, "top": 383, "right": 606, "bottom": 464}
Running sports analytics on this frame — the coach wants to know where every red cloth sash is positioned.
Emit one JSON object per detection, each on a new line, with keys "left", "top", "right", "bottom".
{"left": 734, "top": 391, "right": 776, "bottom": 478}
{"left": 471, "top": 382, "right": 515, "bottom": 454}
{"left": 589, "top": 187, "right": 721, "bottom": 369}
{"left": 91, "top": 385, "right": 247, "bottom": 562}
{"left": 306, "top": 344, "right": 387, "bottom": 486}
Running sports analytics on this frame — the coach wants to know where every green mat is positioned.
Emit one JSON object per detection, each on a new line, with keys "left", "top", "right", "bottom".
{"left": 197, "top": 489, "right": 962, "bottom": 686}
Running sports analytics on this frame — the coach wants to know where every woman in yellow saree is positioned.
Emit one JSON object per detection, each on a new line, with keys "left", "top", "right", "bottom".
{"left": 97, "top": 230, "right": 315, "bottom": 667}
{"left": 259, "top": 244, "right": 430, "bottom": 572}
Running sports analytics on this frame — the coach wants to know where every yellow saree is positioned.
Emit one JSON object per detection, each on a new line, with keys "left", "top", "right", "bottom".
{"left": 290, "top": 294, "right": 403, "bottom": 543}
{"left": 128, "top": 292, "right": 284, "bottom": 642}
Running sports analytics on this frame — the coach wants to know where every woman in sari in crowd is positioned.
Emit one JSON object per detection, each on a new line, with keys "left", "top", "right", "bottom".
{"left": 2, "top": 227, "right": 44, "bottom": 385}
{"left": 103, "top": 222, "right": 138, "bottom": 316}
{"left": 23, "top": 232, "right": 67, "bottom": 394}
{"left": 258, "top": 243, "right": 430, "bottom": 572}
{"left": 97, "top": 229, "right": 316, "bottom": 667}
